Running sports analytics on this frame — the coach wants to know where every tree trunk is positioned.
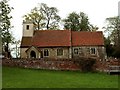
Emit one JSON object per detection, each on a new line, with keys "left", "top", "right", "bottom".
{"left": 5, "top": 42, "right": 11, "bottom": 58}
{"left": 37, "top": 22, "right": 40, "bottom": 30}
{"left": 46, "top": 18, "right": 50, "bottom": 29}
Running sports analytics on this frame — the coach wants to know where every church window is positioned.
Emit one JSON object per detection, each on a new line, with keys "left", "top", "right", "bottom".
{"left": 90, "top": 48, "right": 96, "bottom": 55}
{"left": 57, "top": 48, "right": 63, "bottom": 56}
{"left": 26, "top": 25, "right": 29, "bottom": 30}
{"left": 74, "top": 48, "right": 79, "bottom": 55}
{"left": 44, "top": 49, "right": 49, "bottom": 57}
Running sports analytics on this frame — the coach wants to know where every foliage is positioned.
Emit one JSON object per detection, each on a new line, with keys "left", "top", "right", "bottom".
{"left": 104, "top": 16, "right": 120, "bottom": 45}
{"left": 112, "top": 48, "right": 120, "bottom": 58}
{"left": 11, "top": 40, "right": 21, "bottom": 58}
{"left": 23, "top": 7, "right": 45, "bottom": 30}
{"left": 63, "top": 12, "right": 98, "bottom": 31}
{"left": 63, "top": 12, "right": 80, "bottom": 31}
{"left": 40, "top": 3, "right": 61, "bottom": 30}
{"left": 3, "top": 66, "right": 118, "bottom": 88}
{"left": 23, "top": 3, "right": 61, "bottom": 30}
{"left": 104, "top": 37, "right": 114, "bottom": 57}
{"left": 0, "top": 0, "right": 13, "bottom": 58}
{"left": 104, "top": 16, "right": 120, "bottom": 58}
{"left": 74, "top": 57, "right": 96, "bottom": 72}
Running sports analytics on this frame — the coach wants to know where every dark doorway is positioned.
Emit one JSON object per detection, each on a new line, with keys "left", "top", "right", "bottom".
{"left": 30, "top": 51, "right": 36, "bottom": 58}
{"left": 40, "top": 51, "right": 43, "bottom": 58}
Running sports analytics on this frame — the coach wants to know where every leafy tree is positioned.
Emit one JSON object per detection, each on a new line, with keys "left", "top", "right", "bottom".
{"left": 107, "top": 17, "right": 120, "bottom": 45}
{"left": 104, "top": 37, "right": 114, "bottom": 57}
{"left": 63, "top": 12, "right": 80, "bottom": 31}
{"left": 40, "top": 3, "right": 61, "bottom": 30}
{"left": 63, "top": 12, "right": 97, "bottom": 31}
{"left": 0, "top": 0, "right": 13, "bottom": 58}
{"left": 104, "top": 16, "right": 120, "bottom": 58}
{"left": 23, "top": 3, "right": 61, "bottom": 30}
{"left": 79, "top": 12, "right": 91, "bottom": 31}
{"left": 23, "top": 7, "right": 45, "bottom": 30}
{"left": 11, "top": 40, "right": 20, "bottom": 58}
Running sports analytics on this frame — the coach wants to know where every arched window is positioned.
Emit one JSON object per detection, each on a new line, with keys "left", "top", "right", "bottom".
{"left": 30, "top": 51, "right": 36, "bottom": 58}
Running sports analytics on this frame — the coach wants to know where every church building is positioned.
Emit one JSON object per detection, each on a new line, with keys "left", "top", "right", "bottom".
{"left": 20, "top": 20, "right": 105, "bottom": 60}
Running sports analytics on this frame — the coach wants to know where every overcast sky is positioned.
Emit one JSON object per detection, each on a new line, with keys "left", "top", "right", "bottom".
{"left": 8, "top": 0, "right": 120, "bottom": 40}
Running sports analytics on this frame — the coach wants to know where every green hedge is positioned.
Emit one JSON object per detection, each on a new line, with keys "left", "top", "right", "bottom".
{"left": 74, "top": 57, "right": 96, "bottom": 72}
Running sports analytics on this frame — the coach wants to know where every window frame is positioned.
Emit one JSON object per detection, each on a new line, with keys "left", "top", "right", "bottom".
{"left": 57, "top": 48, "right": 63, "bottom": 56}
{"left": 44, "top": 49, "right": 49, "bottom": 57}
{"left": 90, "top": 47, "right": 96, "bottom": 55}
{"left": 74, "top": 48, "right": 79, "bottom": 55}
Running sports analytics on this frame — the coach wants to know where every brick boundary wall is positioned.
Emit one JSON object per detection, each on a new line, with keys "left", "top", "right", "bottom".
{"left": 95, "top": 58, "right": 120, "bottom": 72}
{"left": 2, "top": 58, "right": 80, "bottom": 71}
{"left": 1, "top": 58, "right": 120, "bottom": 72}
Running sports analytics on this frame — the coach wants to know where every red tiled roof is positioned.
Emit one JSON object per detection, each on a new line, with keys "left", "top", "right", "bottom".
{"left": 21, "top": 30, "right": 104, "bottom": 47}
{"left": 31, "top": 30, "right": 71, "bottom": 47}
{"left": 72, "top": 31, "right": 104, "bottom": 46}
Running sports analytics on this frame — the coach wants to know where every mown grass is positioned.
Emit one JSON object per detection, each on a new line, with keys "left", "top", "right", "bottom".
{"left": 2, "top": 66, "right": 118, "bottom": 88}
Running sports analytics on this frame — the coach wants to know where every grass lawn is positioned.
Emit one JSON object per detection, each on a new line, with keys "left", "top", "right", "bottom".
{"left": 2, "top": 66, "right": 118, "bottom": 88}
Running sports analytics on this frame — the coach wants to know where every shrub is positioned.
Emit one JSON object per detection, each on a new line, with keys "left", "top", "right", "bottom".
{"left": 74, "top": 57, "right": 96, "bottom": 72}
{"left": 112, "top": 49, "right": 120, "bottom": 58}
